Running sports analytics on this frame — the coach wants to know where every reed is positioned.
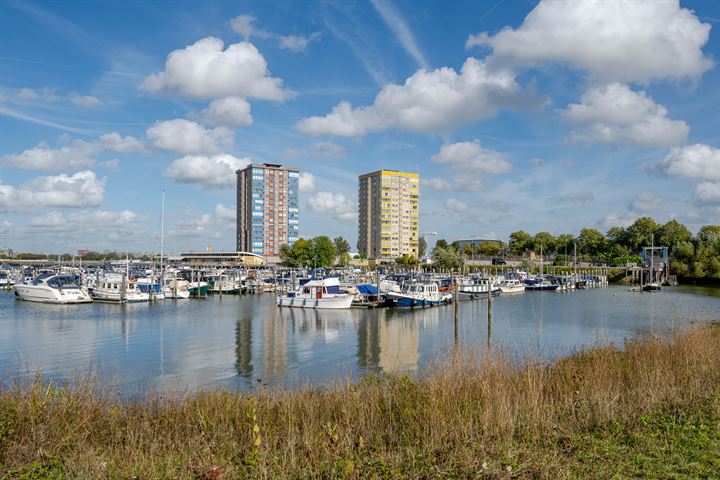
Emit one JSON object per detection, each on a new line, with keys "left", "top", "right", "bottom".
{"left": 1, "top": 324, "right": 719, "bottom": 479}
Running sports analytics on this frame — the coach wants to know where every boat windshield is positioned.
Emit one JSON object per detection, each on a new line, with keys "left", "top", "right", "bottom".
{"left": 47, "top": 276, "right": 81, "bottom": 289}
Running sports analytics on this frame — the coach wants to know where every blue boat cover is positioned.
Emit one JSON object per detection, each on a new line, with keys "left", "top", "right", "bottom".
{"left": 357, "top": 284, "right": 378, "bottom": 295}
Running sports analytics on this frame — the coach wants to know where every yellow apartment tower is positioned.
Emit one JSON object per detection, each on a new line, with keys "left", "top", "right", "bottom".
{"left": 358, "top": 169, "right": 419, "bottom": 260}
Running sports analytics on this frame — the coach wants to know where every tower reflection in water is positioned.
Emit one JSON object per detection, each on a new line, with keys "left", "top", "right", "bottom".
{"left": 358, "top": 308, "right": 435, "bottom": 375}
{"left": 235, "top": 297, "right": 446, "bottom": 384}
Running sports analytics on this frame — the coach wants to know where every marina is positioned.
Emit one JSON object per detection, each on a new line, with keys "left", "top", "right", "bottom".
{"left": 1, "top": 282, "right": 718, "bottom": 397}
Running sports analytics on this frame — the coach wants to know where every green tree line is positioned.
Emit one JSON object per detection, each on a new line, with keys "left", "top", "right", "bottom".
{"left": 505, "top": 217, "right": 720, "bottom": 279}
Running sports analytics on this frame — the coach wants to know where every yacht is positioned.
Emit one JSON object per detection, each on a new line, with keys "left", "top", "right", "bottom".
{"left": 385, "top": 281, "right": 452, "bottom": 308}
{"left": 499, "top": 278, "right": 526, "bottom": 294}
{"left": 525, "top": 278, "right": 560, "bottom": 291}
{"left": 277, "top": 277, "right": 353, "bottom": 309}
{"left": 14, "top": 274, "right": 92, "bottom": 304}
{"left": 87, "top": 273, "right": 149, "bottom": 303}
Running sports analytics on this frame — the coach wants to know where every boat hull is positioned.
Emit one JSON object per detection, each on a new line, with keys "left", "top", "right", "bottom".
{"left": 277, "top": 294, "right": 353, "bottom": 309}
{"left": 499, "top": 285, "right": 525, "bottom": 294}
{"left": 385, "top": 292, "right": 451, "bottom": 308}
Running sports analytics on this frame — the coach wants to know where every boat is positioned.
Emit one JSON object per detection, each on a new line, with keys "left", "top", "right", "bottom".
{"left": 499, "top": 278, "right": 525, "bottom": 294}
{"left": 208, "top": 274, "right": 243, "bottom": 294}
{"left": 642, "top": 283, "right": 661, "bottom": 292}
{"left": 14, "top": 274, "right": 92, "bottom": 304}
{"left": 385, "top": 281, "right": 452, "bottom": 308}
{"left": 88, "top": 273, "right": 149, "bottom": 303}
{"left": 525, "top": 279, "right": 559, "bottom": 291}
{"left": 162, "top": 274, "right": 191, "bottom": 299}
{"left": 277, "top": 277, "right": 353, "bottom": 309}
{"left": 0, "top": 269, "right": 15, "bottom": 290}
{"left": 457, "top": 276, "right": 501, "bottom": 298}
{"left": 642, "top": 234, "right": 662, "bottom": 292}
{"left": 137, "top": 277, "right": 165, "bottom": 300}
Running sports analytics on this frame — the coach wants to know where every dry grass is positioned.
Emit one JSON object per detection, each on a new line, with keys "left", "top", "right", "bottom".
{"left": 1, "top": 324, "right": 720, "bottom": 479}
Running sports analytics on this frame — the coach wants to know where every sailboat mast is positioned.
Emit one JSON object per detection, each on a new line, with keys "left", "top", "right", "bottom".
{"left": 160, "top": 189, "right": 165, "bottom": 276}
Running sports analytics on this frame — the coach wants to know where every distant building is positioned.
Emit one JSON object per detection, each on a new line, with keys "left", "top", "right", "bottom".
{"left": 0, "top": 248, "right": 13, "bottom": 259}
{"left": 454, "top": 238, "right": 504, "bottom": 252}
{"left": 175, "top": 251, "right": 265, "bottom": 267}
{"left": 236, "top": 163, "right": 300, "bottom": 260}
{"left": 358, "top": 169, "right": 419, "bottom": 260}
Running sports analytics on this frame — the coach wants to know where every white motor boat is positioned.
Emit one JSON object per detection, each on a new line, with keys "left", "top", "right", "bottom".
{"left": 14, "top": 274, "right": 92, "bottom": 304}
{"left": 499, "top": 278, "right": 526, "bottom": 294}
{"left": 162, "top": 275, "right": 191, "bottom": 299}
{"left": 277, "top": 277, "right": 353, "bottom": 309}
{"left": 457, "top": 276, "right": 502, "bottom": 298}
{"left": 87, "top": 273, "right": 149, "bottom": 303}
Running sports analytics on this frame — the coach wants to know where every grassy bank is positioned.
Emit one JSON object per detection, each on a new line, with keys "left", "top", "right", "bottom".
{"left": 1, "top": 325, "right": 720, "bottom": 479}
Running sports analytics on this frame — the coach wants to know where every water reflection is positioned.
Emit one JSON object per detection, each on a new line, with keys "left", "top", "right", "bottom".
{"left": 1, "top": 286, "right": 719, "bottom": 396}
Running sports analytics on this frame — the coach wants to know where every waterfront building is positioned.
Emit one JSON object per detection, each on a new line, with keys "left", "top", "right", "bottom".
{"left": 236, "top": 163, "right": 300, "bottom": 261}
{"left": 174, "top": 251, "right": 265, "bottom": 267}
{"left": 358, "top": 169, "right": 419, "bottom": 260}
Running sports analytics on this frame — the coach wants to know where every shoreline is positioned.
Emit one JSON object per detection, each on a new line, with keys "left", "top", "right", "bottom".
{"left": 1, "top": 323, "right": 719, "bottom": 478}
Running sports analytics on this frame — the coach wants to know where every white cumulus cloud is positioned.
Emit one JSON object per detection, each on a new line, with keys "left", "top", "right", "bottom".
{"left": 164, "top": 153, "right": 251, "bottom": 187}
{"left": 296, "top": 58, "right": 544, "bottom": 136}
{"left": 100, "top": 132, "right": 145, "bottom": 152}
{"left": 299, "top": 172, "right": 316, "bottom": 193}
{"left": 2, "top": 140, "right": 100, "bottom": 171}
{"left": 661, "top": 144, "right": 720, "bottom": 181}
{"left": 214, "top": 203, "right": 236, "bottom": 221}
{"left": 471, "top": 0, "right": 712, "bottom": 83}
{"left": 147, "top": 119, "right": 234, "bottom": 155}
{"left": 141, "top": 37, "right": 292, "bottom": 101}
{"left": 563, "top": 83, "right": 688, "bottom": 147}
{"left": 308, "top": 192, "right": 356, "bottom": 222}
{"left": 0, "top": 171, "right": 105, "bottom": 212}
{"left": 431, "top": 140, "right": 512, "bottom": 173}
{"left": 201, "top": 97, "right": 253, "bottom": 127}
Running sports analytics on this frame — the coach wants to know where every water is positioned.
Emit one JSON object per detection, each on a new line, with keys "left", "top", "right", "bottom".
{"left": 1, "top": 286, "right": 719, "bottom": 396}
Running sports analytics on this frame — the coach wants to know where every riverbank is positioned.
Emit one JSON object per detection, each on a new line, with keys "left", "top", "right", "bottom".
{"left": 1, "top": 324, "right": 719, "bottom": 479}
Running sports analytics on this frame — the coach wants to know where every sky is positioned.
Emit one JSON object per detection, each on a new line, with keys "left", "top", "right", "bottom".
{"left": 1, "top": 0, "right": 720, "bottom": 254}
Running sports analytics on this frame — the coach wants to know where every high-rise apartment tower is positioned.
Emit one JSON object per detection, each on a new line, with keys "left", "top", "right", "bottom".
{"left": 236, "top": 163, "right": 300, "bottom": 258}
{"left": 358, "top": 169, "right": 419, "bottom": 259}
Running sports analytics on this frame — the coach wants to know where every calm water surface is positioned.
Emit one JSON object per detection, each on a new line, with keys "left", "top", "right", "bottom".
{"left": 1, "top": 286, "right": 719, "bottom": 396}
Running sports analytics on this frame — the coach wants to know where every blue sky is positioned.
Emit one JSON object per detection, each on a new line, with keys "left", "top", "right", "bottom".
{"left": 1, "top": 0, "right": 720, "bottom": 254}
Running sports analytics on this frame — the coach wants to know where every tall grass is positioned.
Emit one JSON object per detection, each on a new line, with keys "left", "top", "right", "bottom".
{"left": 1, "top": 324, "right": 719, "bottom": 479}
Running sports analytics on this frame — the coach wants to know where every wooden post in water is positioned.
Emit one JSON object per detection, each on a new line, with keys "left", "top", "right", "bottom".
{"left": 121, "top": 272, "right": 127, "bottom": 303}
{"left": 487, "top": 272, "right": 492, "bottom": 353}
{"left": 453, "top": 276, "right": 459, "bottom": 352}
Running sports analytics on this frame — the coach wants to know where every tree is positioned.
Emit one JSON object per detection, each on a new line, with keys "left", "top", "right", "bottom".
{"left": 625, "top": 217, "right": 660, "bottom": 252}
{"left": 312, "top": 236, "right": 336, "bottom": 267}
{"left": 333, "top": 236, "right": 351, "bottom": 256}
{"left": 279, "top": 243, "right": 297, "bottom": 267}
{"left": 336, "top": 252, "right": 352, "bottom": 267}
{"left": 435, "top": 239, "right": 448, "bottom": 250}
{"left": 577, "top": 228, "right": 606, "bottom": 258}
{"left": 658, "top": 220, "right": 692, "bottom": 249}
{"left": 432, "top": 246, "right": 464, "bottom": 271}
{"left": 508, "top": 230, "right": 533, "bottom": 255}
{"left": 606, "top": 226, "right": 628, "bottom": 247}
{"left": 418, "top": 237, "right": 427, "bottom": 259}
{"left": 533, "top": 232, "right": 556, "bottom": 253}
{"left": 696, "top": 225, "right": 720, "bottom": 247}
{"left": 395, "top": 254, "right": 419, "bottom": 266}
{"left": 477, "top": 241, "right": 501, "bottom": 257}
{"left": 291, "top": 238, "right": 314, "bottom": 267}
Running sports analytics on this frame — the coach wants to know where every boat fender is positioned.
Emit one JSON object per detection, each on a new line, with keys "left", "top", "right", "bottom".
{"left": 410, "top": 299, "right": 416, "bottom": 307}
{"left": 315, "top": 299, "right": 319, "bottom": 308}
{"left": 302, "top": 299, "right": 306, "bottom": 307}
